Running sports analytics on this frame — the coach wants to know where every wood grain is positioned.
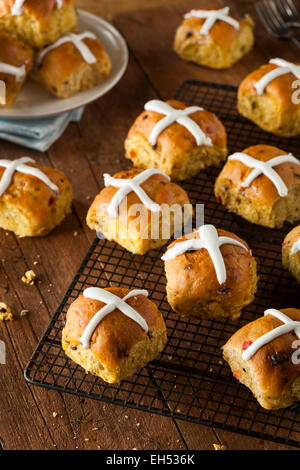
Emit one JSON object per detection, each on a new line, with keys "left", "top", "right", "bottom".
{"left": 0, "top": 0, "right": 298, "bottom": 450}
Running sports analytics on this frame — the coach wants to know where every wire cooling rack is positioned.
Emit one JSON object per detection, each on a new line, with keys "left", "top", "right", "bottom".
{"left": 25, "top": 80, "right": 300, "bottom": 448}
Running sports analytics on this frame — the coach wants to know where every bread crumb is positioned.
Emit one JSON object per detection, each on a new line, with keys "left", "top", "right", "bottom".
{"left": 73, "top": 231, "right": 78, "bottom": 237}
{"left": 84, "top": 438, "right": 89, "bottom": 441}
{"left": 136, "top": 423, "right": 140, "bottom": 428}
{"left": 20, "top": 309, "right": 29, "bottom": 317}
{"left": 33, "top": 261, "right": 38, "bottom": 266}
{"left": 52, "top": 412, "right": 58, "bottom": 418}
{"left": 0, "top": 302, "right": 13, "bottom": 321}
{"left": 213, "top": 444, "right": 227, "bottom": 450}
{"left": 22, "top": 270, "right": 36, "bottom": 285}
{"left": 92, "top": 427, "right": 98, "bottom": 431}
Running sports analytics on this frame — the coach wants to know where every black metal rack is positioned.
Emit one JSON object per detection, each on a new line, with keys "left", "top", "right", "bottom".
{"left": 25, "top": 80, "right": 300, "bottom": 448}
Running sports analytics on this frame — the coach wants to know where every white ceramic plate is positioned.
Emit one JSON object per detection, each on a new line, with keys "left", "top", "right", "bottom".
{"left": 0, "top": 10, "right": 128, "bottom": 119}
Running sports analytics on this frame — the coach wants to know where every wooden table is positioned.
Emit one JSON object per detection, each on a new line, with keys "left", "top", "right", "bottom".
{"left": 0, "top": 0, "right": 299, "bottom": 451}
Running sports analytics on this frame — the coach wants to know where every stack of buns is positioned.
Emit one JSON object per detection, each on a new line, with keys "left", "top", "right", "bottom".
{"left": 0, "top": 0, "right": 111, "bottom": 106}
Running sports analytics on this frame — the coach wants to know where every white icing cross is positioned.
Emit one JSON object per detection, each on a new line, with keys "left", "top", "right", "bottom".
{"left": 37, "top": 32, "right": 97, "bottom": 66}
{"left": 79, "top": 287, "right": 149, "bottom": 349}
{"left": 242, "top": 309, "right": 300, "bottom": 361}
{"left": 12, "top": 0, "right": 63, "bottom": 15}
{"left": 228, "top": 152, "right": 300, "bottom": 197}
{"left": 0, "top": 157, "right": 58, "bottom": 197}
{"left": 0, "top": 63, "right": 26, "bottom": 82}
{"left": 144, "top": 100, "right": 212, "bottom": 147}
{"left": 104, "top": 169, "right": 170, "bottom": 218}
{"left": 254, "top": 58, "right": 300, "bottom": 95}
{"left": 291, "top": 239, "right": 300, "bottom": 256}
{"left": 184, "top": 6, "right": 240, "bottom": 35}
{"left": 161, "top": 224, "right": 248, "bottom": 285}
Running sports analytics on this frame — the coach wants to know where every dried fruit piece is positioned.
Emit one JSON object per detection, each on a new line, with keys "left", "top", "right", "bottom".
{"left": 242, "top": 340, "right": 253, "bottom": 350}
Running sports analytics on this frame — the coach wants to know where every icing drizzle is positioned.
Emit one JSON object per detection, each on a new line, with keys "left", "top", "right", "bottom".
{"left": 254, "top": 58, "right": 300, "bottom": 95}
{"left": 161, "top": 224, "right": 248, "bottom": 285}
{"left": 242, "top": 309, "right": 300, "bottom": 361}
{"left": 104, "top": 169, "right": 170, "bottom": 218}
{"left": 0, "top": 157, "right": 58, "bottom": 196}
{"left": 291, "top": 238, "right": 300, "bottom": 255}
{"left": 12, "top": 0, "right": 63, "bottom": 15}
{"left": 79, "top": 287, "right": 149, "bottom": 349}
{"left": 184, "top": 6, "right": 240, "bottom": 35}
{"left": 0, "top": 63, "right": 26, "bottom": 82}
{"left": 37, "top": 32, "right": 97, "bottom": 65}
{"left": 144, "top": 100, "right": 212, "bottom": 147}
{"left": 228, "top": 152, "right": 300, "bottom": 197}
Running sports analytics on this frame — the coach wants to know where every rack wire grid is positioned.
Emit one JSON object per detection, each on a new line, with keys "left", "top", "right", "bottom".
{"left": 25, "top": 80, "right": 300, "bottom": 448}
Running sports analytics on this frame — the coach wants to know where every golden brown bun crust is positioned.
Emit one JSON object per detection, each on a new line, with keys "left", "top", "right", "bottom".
{"left": 127, "top": 99, "right": 226, "bottom": 154}
{"left": 0, "top": 161, "right": 72, "bottom": 236}
{"left": 0, "top": 0, "right": 72, "bottom": 19}
{"left": 37, "top": 38, "right": 110, "bottom": 82}
{"left": 0, "top": 31, "right": 33, "bottom": 107}
{"left": 0, "top": 1, "right": 77, "bottom": 49}
{"left": 223, "top": 308, "right": 300, "bottom": 409}
{"left": 239, "top": 62, "right": 300, "bottom": 110}
{"left": 178, "top": 15, "right": 242, "bottom": 48}
{"left": 62, "top": 287, "right": 165, "bottom": 371}
{"left": 88, "top": 167, "right": 190, "bottom": 220}
{"left": 216, "top": 145, "right": 300, "bottom": 206}
{"left": 164, "top": 228, "right": 257, "bottom": 319}
{"left": 32, "top": 37, "right": 111, "bottom": 98}
{"left": 87, "top": 168, "right": 191, "bottom": 255}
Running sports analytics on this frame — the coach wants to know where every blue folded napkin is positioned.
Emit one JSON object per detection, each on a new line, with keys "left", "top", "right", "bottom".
{"left": 0, "top": 106, "right": 84, "bottom": 152}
